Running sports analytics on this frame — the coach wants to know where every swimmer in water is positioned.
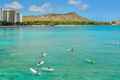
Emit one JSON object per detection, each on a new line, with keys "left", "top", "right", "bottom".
{"left": 67, "top": 48, "right": 74, "bottom": 53}
{"left": 85, "top": 58, "right": 96, "bottom": 64}
{"left": 39, "top": 52, "right": 47, "bottom": 58}
{"left": 37, "top": 60, "right": 44, "bottom": 66}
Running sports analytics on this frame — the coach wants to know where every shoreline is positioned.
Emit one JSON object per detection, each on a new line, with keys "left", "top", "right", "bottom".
{"left": 0, "top": 24, "right": 119, "bottom": 28}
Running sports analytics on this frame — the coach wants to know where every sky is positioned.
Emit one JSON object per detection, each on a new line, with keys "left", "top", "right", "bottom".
{"left": 0, "top": 0, "right": 120, "bottom": 21}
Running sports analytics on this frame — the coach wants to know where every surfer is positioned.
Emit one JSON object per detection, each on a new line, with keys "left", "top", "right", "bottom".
{"left": 37, "top": 60, "right": 45, "bottom": 66}
{"left": 39, "top": 52, "right": 47, "bottom": 58}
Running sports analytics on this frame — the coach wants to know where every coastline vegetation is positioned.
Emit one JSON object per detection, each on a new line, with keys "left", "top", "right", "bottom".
{"left": 0, "top": 20, "right": 111, "bottom": 26}
{"left": 0, "top": 21, "right": 15, "bottom": 26}
{"left": 21, "top": 21, "right": 111, "bottom": 25}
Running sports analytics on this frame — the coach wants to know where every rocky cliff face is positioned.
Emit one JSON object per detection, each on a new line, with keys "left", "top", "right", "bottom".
{"left": 112, "top": 20, "right": 120, "bottom": 25}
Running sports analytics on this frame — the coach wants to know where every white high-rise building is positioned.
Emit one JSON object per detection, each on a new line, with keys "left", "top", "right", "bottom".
{"left": 16, "top": 12, "right": 22, "bottom": 22}
{"left": 0, "top": 8, "right": 22, "bottom": 23}
{"left": 0, "top": 8, "right": 3, "bottom": 21}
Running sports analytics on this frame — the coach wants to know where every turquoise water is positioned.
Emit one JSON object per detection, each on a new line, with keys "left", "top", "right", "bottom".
{"left": 0, "top": 25, "right": 120, "bottom": 80}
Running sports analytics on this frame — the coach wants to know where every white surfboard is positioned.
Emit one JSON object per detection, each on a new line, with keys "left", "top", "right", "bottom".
{"left": 30, "top": 68, "right": 41, "bottom": 75}
{"left": 41, "top": 67, "right": 55, "bottom": 72}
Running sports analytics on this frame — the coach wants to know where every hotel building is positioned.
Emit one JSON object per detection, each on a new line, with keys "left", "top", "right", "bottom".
{"left": 0, "top": 8, "right": 3, "bottom": 21}
{"left": 0, "top": 8, "right": 22, "bottom": 23}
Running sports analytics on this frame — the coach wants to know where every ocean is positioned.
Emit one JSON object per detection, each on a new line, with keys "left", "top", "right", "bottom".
{"left": 0, "top": 25, "right": 120, "bottom": 80}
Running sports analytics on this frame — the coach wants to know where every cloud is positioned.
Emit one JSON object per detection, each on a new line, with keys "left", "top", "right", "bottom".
{"left": 75, "top": 3, "right": 88, "bottom": 11}
{"left": 29, "top": 3, "right": 52, "bottom": 14}
{"left": 29, "top": 5, "right": 42, "bottom": 12}
{"left": 69, "top": 0, "right": 77, "bottom": 4}
{"left": 4, "top": 1, "right": 23, "bottom": 10}
{"left": 69, "top": 0, "right": 88, "bottom": 11}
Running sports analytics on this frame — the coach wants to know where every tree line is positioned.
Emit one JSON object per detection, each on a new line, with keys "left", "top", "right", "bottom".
{"left": 0, "top": 20, "right": 111, "bottom": 26}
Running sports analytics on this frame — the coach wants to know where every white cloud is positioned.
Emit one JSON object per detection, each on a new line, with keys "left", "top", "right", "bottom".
{"left": 29, "top": 3, "right": 52, "bottom": 14}
{"left": 4, "top": 1, "right": 23, "bottom": 10}
{"left": 76, "top": 3, "right": 88, "bottom": 11}
{"left": 29, "top": 5, "right": 42, "bottom": 12}
{"left": 69, "top": 0, "right": 77, "bottom": 4}
{"left": 68, "top": 0, "right": 88, "bottom": 11}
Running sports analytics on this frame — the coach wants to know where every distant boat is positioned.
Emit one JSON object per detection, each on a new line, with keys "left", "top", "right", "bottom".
{"left": 41, "top": 67, "right": 55, "bottom": 72}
